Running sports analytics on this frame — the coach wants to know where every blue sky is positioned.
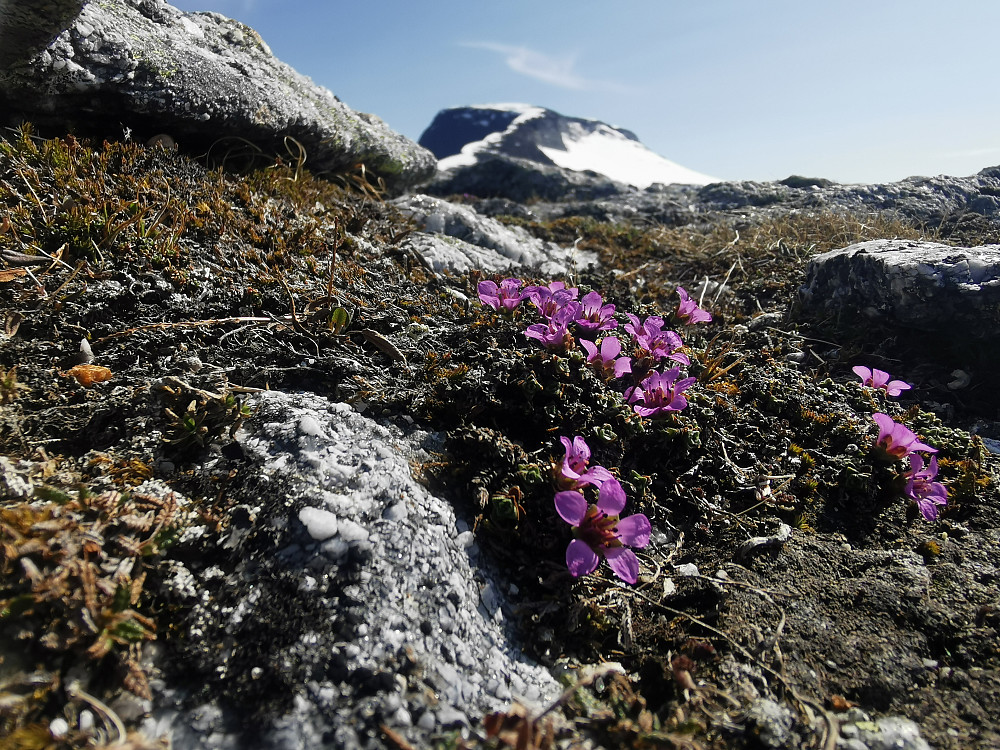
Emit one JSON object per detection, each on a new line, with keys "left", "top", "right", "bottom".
{"left": 171, "top": 0, "right": 1000, "bottom": 184}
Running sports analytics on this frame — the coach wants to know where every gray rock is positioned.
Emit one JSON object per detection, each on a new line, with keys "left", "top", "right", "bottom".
{"left": 155, "top": 390, "right": 558, "bottom": 748}
{"left": 840, "top": 716, "right": 932, "bottom": 750}
{"left": 742, "top": 698, "right": 795, "bottom": 748}
{"left": 695, "top": 168, "right": 1000, "bottom": 227}
{"left": 426, "top": 152, "right": 629, "bottom": 203}
{"left": 0, "top": 0, "right": 86, "bottom": 68}
{"left": 394, "top": 194, "right": 598, "bottom": 275}
{"left": 0, "top": 0, "right": 435, "bottom": 190}
{"left": 521, "top": 165, "right": 1000, "bottom": 232}
{"left": 0, "top": 456, "right": 33, "bottom": 499}
{"left": 800, "top": 239, "right": 1000, "bottom": 336}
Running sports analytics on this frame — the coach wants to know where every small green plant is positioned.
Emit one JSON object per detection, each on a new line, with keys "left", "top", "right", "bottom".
{"left": 154, "top": 376, "right": 252, "bottom": 455}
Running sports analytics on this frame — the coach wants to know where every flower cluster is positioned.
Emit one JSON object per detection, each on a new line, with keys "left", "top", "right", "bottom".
{"left": 851, "top": 362, "right": 947, "bottom": 521}
{"left": 554, "top": 436, "right": 650, "bottom": 583}
{"left": 477, "top": 278, "right": 711, "bottom": 420}
{"left": 871, "top": 412, "right": 947, "bottom": 520}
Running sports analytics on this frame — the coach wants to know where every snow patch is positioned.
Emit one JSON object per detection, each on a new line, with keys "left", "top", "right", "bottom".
{"left": 538, "top": 123, "right": 716, "bottom": 188}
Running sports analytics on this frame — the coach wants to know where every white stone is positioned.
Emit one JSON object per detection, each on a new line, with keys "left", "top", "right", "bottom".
{"left": 297, "top": 507, "right": 339, "bottom": 540}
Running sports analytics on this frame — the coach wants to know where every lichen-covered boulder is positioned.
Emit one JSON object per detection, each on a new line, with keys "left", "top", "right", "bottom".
{"left": 394, "top": 194, "right": 598, "bottom": 275}
{"left": 800, "top": 239, "right": 1000, "bottom": 335}
{"left": 0, "top": 0, "right": 436, "bottom": 190}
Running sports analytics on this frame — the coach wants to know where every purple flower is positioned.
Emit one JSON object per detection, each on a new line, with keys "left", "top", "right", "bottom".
{"left": 557, "top": 435, "right": 612, "bottom": 490}
{"left": 554, "top": 477, "right": 651, "bottom": 584}
{"left": 580, "top": 337, "right": 632, "bottom": 380}
{"left": 676, "top": 287, "right": 712, "bottom": 325}
{"left": 624, "top": 313, "right": 689, "bottom": 367}
{"left": 478, "top": 278, "right": 527, "bottom": 311}
{"left": 628, "top": 368, "right": 697, "bottom": 418}
{"left": 852, "top": 366, "right": 912, "bottom": 398}
{"left": 872, "top": 413, "right": 937, "bottom": 460}
{"left": 523, "top": 282, "right": 578, "bottom": 320}
{"left": 904, "top": 453, "right": 948, "bottom": 521}
{"left": 524, "top": 301, "right": 581, "bottom": 352}
{"left": 574, "top": 291, "right": 618, "bottom": 333}
{"left": 623, "top": 312, "right": 664, "bottom": 341}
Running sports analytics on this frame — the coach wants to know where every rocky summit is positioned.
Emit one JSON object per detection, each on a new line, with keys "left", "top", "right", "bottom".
{"left": 1, "top": 3, "right": 1000, "bottom": 750}
{"left": 421, "top": 104, "right": 717, "bottom": 192}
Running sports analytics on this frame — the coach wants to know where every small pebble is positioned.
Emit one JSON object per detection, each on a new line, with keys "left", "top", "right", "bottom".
{"left": 417, "top": 711, "right": 436, "bottom": 731}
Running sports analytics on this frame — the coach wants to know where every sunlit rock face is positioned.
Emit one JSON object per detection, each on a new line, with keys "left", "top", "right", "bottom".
{"left": 801, "top": 239, "right": 1000, "bottom": 336}
{"left": 0, "top": 0, "right": 436, "bottom": 190}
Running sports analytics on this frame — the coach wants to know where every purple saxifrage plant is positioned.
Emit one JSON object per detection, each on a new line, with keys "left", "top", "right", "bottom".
{"left": 628, "top": 368, "right": 697, "bottom": 418}
{"left": 574, "top": 291, "right": 618, "bottom": 334}
{"left": 554, "top": 477, "right": 651, "bottom": 584}
{"left": 524, "top": 301, "right": 581, "bottom": 353}
{"left": 676, "top": 286, "right": 712, "bottom": 325}
{"left": 524, "top": 282, "right": 578, "bottom": 320}
{"left": 580, "top": 337, "right": 632, "bottom": 381}
{"left": 904, "top": 453, "right": 948, "bottom": 521}
{"left": 872, "top": 413, "right": 937, "bottom": 460}
{"left": 556, "top": 435, "right": 613, "bottom": 490}
{"left": 478, "top": 278, "right": 527, "bottom": 311}
{"left": 624, "top": 313, "right": 689, "bottom": 367}
{"left": 853, "top": 366, "right": 912, "bottom": 398}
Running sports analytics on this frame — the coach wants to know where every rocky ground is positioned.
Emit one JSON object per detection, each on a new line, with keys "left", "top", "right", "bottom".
{"left": 1, "top": 126, "right": 998, "bottom": 750}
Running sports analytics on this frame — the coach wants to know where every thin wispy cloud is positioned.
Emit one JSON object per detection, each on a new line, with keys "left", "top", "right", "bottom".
{"left": 462, "top": 41, "right": 625, "bottom": 92}
{"left": 937, "top": 145, "right": 1000, "bottom": 159}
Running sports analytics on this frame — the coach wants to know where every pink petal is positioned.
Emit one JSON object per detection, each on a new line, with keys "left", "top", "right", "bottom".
{"left": 667, "top": 395, "right": 689, "bottom": 411}
{"left": 600, "top": 336, "right": 622, "bottom": 359}
{"left": 917, "top": 498, "right": 943, "bottom": 521}
{"left": 669, "top": 352, "right": 691, "bottom": 366}
{"left": 554, "top": 491, "right": 587, "bottom": 525}
{"left": 566, "top": 539, "right": 599, "bottom": 577}
{"left": 578, "top": 465, "right": 613, "bottom": 487}
{"left": 871, "top": 412, "right": 895, "bottom": 439}
{"left": 597, "top": 477, "right": 627, "bottom": 515}
{"left": 580, "top": 339, "right": 598, "bottom": 359}
{"left": 675, "top": 377, "right": 697, "bottom": 392}
{"left": 870, "top": 369, "right": 891, "bottom": 388}
{"left": 886, "top": 380, "right": 912, "bottom": 396}
{"left": 616, "top": 514, "right": 651, "bottom": 548}
{"left": 605, "top": 547, "right": 640, "bottom": 584}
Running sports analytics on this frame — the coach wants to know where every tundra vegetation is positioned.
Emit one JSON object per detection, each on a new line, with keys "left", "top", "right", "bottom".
{"left": 0, "top": 125, "right": 996, "bottom": 749}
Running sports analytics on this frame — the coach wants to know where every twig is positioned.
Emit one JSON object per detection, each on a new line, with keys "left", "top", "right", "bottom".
{"left": 276, "top": 273, "right": 307, "bottom": 332}
{"left": 66, "top": 681, "right": 125, "bottom": 745}
{"left": 97, "top": 316, "right": 276, "bottom": 343}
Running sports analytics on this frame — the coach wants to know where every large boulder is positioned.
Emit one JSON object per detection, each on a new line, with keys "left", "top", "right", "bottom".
{"left": 0, "top": 0, "right": 436, "bottom": 190}
{"left": 800, "top": 239, "right": 1000, "bottom": 336}
{"left": 152, "top": 391, "right": 558, "bottom": 747}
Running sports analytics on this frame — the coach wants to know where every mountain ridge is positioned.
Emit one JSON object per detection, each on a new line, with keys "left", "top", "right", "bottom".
{"left": 419, "top": 103, "right": 716, "bottom": 189}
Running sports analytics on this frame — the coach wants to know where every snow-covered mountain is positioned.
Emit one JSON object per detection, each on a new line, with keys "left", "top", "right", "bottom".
{"left": 418, "top": 104, "right": 716, "bottom": 189}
